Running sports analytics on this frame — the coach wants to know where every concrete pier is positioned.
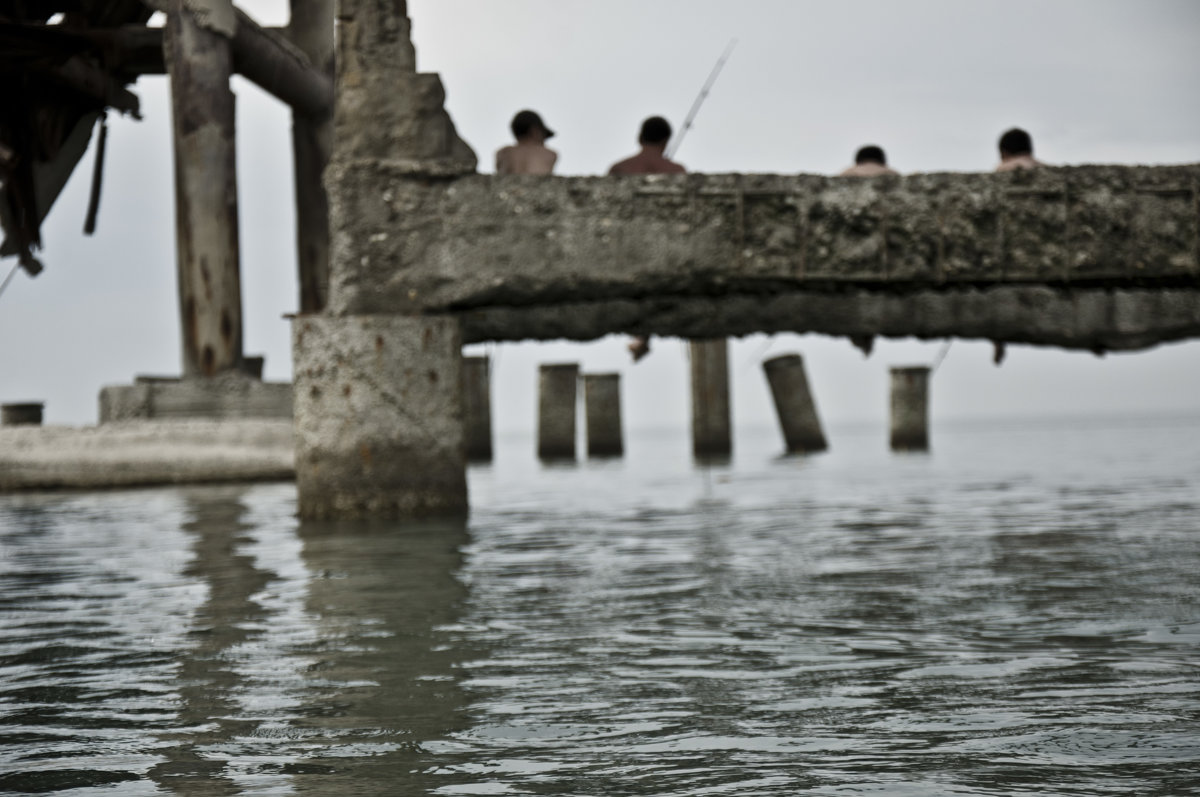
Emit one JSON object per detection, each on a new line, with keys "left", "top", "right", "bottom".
{"left": 890, "top": 366, "right": 931, "bottom": 451}
{"left": 462, "top": 355, "right": 492, "bottom": 462}
{"left": 538, "top": 363, "right": 579, "bottom": 461}
{"left": 763, "top": 354, "right": 828, "bottom": 454}
{"left": 690, "top": 339, "right": 732, "bottom": 458}
{"left": 292, "top": 315, "right": 467, "bottom": 518}
{"left": 584, "top": 373, "right": 623, "bottom": 458}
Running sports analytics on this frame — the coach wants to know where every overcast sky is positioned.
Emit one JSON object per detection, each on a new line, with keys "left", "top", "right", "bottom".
{"left": 2, "top": 0, "right": 1199, "bottom": 435}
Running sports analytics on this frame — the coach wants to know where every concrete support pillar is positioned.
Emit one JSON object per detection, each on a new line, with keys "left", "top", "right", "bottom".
{"left": 288, "top": 0, "right": 334, "bottom": 313}
{"left": 763, "top": 354, "right": 827, "bottom": 454}
{"left": 890, "top": 366, "right": 931, "bottom": 451}
{"left": 1, "top": 403, "right": 43, "bottom": 427}
{"left": 584, "top": 373, "right": 623, "bottom": 458}
{"left": 462, "top": 355, "right": 492, "bottom": 462}
{"left": 538, "top": 363, "right": 578, "bottom": 460}
{"left": 690, "top": 339, "right": 732, "bottom": 458}
{"left": 292, "top": 315, "right": 467, "bottom": 518}
{"left": 165, "top": 0, "right": 243, "bottom": 378}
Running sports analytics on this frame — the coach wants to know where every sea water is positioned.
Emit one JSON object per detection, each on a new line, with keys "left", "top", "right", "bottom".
{"left": 2, "top": 415, "right": 1198, "bottom": 795}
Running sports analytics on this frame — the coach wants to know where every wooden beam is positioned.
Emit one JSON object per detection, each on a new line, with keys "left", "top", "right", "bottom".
{"left": 233, "top": 10, "right": 332, "bottom": 117}
{"left": 287, "top": 0, "right": 333, "bottom": 313}
{"left": 165, "top": 0, "right": 244, "bottom": 378}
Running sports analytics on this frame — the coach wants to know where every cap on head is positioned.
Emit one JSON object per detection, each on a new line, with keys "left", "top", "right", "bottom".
{"left": 999, "top": 127, "right": 1033, "bottom": 157}
{"left": 639, "top": 116, "right": 673, "bottom": 146}
{"left": 855, "top": 145, "right": 887, "bottom": 165}
{"left": 512, "top": 109, "right": 554, "bottom": 140}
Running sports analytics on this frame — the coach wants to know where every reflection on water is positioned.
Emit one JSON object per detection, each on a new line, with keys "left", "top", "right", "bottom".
{"left": 1, "top": 416, "right": 1199, "bottom": 795}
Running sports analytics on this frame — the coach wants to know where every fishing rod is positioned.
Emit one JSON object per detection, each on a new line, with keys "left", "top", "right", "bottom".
{"left": 666, "top": 38, "right": 738, "bottom": 160}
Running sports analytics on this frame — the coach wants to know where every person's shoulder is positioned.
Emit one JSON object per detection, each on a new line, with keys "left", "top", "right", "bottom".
{"left": 608, "top": 157, "right": 637, "bottom": 175}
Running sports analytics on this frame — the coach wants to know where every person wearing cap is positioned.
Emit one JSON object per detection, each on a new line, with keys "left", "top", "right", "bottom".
{"left": 608, "top": 116, "right": 686, "bottom": 360}
{"left": 608, "top": 116, "right": 686, "bottom": 176}
{"left": 839, "top": 145, "right": 899, "bottom": 177}
{"left": 995, "top": 127, "right": 1045, "bottom": 171}
{"left": 496, "top": 110, "right": 558, "bottom": 175}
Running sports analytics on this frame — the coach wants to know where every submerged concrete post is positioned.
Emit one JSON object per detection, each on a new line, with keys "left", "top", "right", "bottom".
{"left": 292, "top": 315, "right": 467, "bottom": 518}
{"left": 164, "top": 0, "right": 243, "bottom": 378}
{"left": 538, "top": 363, "right": 578, "bottom": 460}
{"left": 763, "top": 354, "right": 828, "bottom": 454}
{"left": 890, "top": 366, "right": 931, "bottom": 451}
{"left": 584, "top": 373, "right": 623, "bottom": 458}
{"left": 690, "top": 339, "right": 732, "bottom": 458}
{"left": 462, "top": 355, "right": 492, "bottom": 462}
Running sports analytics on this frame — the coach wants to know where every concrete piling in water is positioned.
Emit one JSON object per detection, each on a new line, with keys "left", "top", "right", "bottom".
{"left": 584, "top": 373, "right": 623, "bottom": 458}
{"left": 462, "top": 355, "right": 492, "bottom": 462}
{"left": 689, "top": 339, "right": 732, "bottom": 458}
{"left": 538, "top": 363, "right": 579, "bottom": 460}
{"left": 1, "top": 403, "right": 44, "bottom": 427}
{"left": 890, "top": 366, "right": 931, "bottom": 451}
{"left": 763, "top": 354, "right": 827, "bottom": 454}
{"left": 291, "top": 315, "right": 467, "bottom": 518}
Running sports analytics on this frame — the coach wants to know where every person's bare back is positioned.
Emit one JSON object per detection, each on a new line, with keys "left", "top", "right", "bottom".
{"left": 608, "top": 116, "right": 686, "bottom": 176}
{"left": 496, "top": 142, "right": 557, "bottom": 175}
{"left": 496, "top": 110, "right": 558, "bottom": 175}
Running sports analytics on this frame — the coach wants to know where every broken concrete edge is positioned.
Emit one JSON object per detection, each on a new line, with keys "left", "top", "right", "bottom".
{"left": 0, "top": 419, "right": 295, "bottom": 493}
{"left": 455, "top": 285, "right": 1200, "bottom": 353}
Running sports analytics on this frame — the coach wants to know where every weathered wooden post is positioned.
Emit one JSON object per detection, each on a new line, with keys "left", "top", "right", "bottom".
{"left": 890, "top": 366, "right": 931, "bottom": 451}
{"left": 584, "top": 373, "right": 623, "bottom": 457}
{"left": 288, "top": 0, "right": 333, "bottom": 313}
{"left": 538, "top": 364, "right": 578, "bottom": 460}
{"left": 462, "top": 355, "right": 493, "bottom": 462}
{"left": 690, "top": 339, "right": 732, "bottom": 458}
{"left": 164, "top": 0, "right": 243, "bottom": 377}
{"left": 763, "top": 353, "right": 828, "bottom": 454}
{"left": 291, "top": 0, "right": 477, "bottom": 517}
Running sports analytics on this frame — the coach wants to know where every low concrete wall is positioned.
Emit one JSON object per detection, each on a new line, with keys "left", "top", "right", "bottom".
{"left": 0, "top": 419, "right": 294, "bottom": 491}
{"left": 99, "top": 375, "right": 293, "bottom": 423}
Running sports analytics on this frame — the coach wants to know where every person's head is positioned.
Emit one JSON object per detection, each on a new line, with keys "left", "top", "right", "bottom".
{"left": 511, "top": 110, "right": 554, "bottom": 142}
{"left": 638, "top": 116, "right": 673, "bottom": 148}
{"left": 998, "top": 127, "right": 1033, "bottom": 159}
{"left": 855, "top": 145, "right": 887, "bottom": 166}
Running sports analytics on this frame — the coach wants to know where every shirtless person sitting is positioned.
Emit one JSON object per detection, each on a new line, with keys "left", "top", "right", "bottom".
{"left": 495, "top": 110, "right": 558, "bottom": 175}
{"left": 995, "top": 127, "right": 1045, "bottom": 171}
{"left": 608, "top": 116, "right": 686, "bottom": 176}
{"left": 609, "top": 116, "right": 686, "bottom": 360}
{"left": 839, "top": 145, "right": 899, "bottom": 177}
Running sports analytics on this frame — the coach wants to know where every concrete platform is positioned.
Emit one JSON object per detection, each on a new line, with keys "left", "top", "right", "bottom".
{"left": 0, "top": 419, "right": 294, "bottom": 492}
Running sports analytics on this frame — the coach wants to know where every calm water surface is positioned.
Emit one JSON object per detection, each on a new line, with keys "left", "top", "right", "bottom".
{"left": 1, "top": 416, "right": 1198, "bottom": 795}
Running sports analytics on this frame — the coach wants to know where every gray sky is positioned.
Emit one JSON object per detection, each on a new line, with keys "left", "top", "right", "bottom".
{"left": 2, "top": 0, "right": 1199, "bottom": 434}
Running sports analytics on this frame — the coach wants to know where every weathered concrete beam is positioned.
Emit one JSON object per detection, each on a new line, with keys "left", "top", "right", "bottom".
{"left": 329, "top": 166, "right": 1200, "bottom": 318}
{"left": 326, "top": 165, "right": 1200, "bottom": 351}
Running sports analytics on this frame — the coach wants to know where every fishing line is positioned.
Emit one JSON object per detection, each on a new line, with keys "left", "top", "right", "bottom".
{"left": 0, "top": 261, "right": 20, "bottom": 302}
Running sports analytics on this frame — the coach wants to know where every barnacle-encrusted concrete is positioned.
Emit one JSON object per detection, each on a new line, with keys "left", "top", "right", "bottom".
{"left": 328, "top": 165, "right": 1200, "bottom": 351}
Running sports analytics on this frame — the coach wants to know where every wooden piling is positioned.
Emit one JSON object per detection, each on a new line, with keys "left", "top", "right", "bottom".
{"left": 584, "top": 373, "right": 623, "bottom": 458}
{"left": 538, "top": 363, "right": 578, "bottom": 461}
{"left": 689, "top": 339, "right": 732, "bottom": 458}
{"left": 462, "top": 355, "right": 492, "bottom": 462}
{"left": 763, "top": 353, "right": 827, "bottom": 454}
{"left": 890, "top": 366, "right": 931, "bottom": 451}
{"left": 288, "top": 0, "right": 333, "bottom": 313}
{"left": 165, "top": 0, "right": 243, "bottom": 377}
